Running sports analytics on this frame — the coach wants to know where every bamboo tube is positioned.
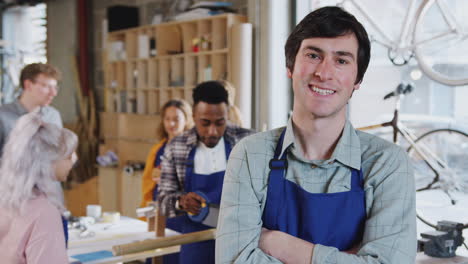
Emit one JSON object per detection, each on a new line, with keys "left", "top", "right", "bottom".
{"left": 112, "top": 229, "right": 216, "bottom": 256}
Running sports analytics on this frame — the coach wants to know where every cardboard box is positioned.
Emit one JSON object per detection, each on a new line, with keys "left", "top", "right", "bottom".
{"left": 100, "top": 112, "right": 162, "bottom": 142}
{"left": 120, "top": 170, "right": 143, "bottom": 218}
{"left": 118, "top": 139, "right": 154, "bottom": 165}
{"left": 100, "top": 112, "right": 119, "bottom": 139}
{"left": 97, "top": 167, "right": 120, "bottom": 212}
{"left": 118, "top": 113, "right": 161, "bottom": 141}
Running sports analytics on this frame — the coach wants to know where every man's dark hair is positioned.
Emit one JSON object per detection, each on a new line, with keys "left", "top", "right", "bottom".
{"left": 192, "top": 80, "right": 229, "bottom": 106}
{"left": 285, "top": 6, "right": 371, "bottom": 84}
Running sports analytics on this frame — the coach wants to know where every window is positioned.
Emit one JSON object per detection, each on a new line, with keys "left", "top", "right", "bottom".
{"left": 1, "top": 3, "right": 47, "bottom": 103}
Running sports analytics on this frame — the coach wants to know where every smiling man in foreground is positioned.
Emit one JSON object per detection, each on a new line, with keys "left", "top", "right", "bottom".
{"left": 216, "top": 6, "right": 416, "bottom": 264}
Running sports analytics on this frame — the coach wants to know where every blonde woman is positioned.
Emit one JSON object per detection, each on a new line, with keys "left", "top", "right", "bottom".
{"left": 140, "top": 99, "right": 193, "bottom": 210}
{"left": 0, "top": 109, "right": 78, "bottom": 264}
{"left": 219, "top": 80, "right": 244, "bottom": 127}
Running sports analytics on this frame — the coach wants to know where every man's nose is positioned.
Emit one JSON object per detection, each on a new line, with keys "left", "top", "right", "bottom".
{"left": 50, "top": 86, "right": 58, "bottom": 97}
{"left": 314, "top": 58, "right": 333, "bottom": 80}
{"left": 207, "top": 125, "right": 218, "bottom": 136}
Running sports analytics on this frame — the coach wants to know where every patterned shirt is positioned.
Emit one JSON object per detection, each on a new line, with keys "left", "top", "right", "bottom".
{"left": 216, "top": 118, "right": 416, "bottom": 264}
{"left": 158, "top": 125, "right": 254, "bottom": 217}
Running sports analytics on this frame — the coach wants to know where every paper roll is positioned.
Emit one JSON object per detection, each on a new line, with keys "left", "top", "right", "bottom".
{"left": 102, "top": 211, "right": 120, "bottom": 223}
{"left": 86, "top": 204, "right": 102, "bottom": 220}
{"left": 231, "top": 23, "right": 253, "bottom": 128}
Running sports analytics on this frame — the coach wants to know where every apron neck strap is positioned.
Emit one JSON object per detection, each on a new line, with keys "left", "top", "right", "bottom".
{"left": 274, "top": 129, "right": 287, "bottom": 159}
{"left": 270, "top": 129, "right": 288, "bottom": 170}
{"left": 350, "top": 168, "right": 364, "bottom": 190}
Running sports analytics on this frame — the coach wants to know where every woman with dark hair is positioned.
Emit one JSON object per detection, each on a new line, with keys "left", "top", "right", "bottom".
{"left": 140, "top": 99, "right": 193, "bottom": 211}
{"left": 0, "top": 109, "right": 78, "bottom": 264}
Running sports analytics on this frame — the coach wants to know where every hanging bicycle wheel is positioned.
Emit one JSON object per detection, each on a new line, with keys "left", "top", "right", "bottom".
{"left": 407, "top": 128, "right": 468, "bottom": 227}
{"left": 413, "top": 0, "right": 468, "bottom": 86}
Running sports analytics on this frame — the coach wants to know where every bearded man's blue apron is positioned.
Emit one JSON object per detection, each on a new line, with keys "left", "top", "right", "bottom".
{"left": 262, "top": 129, "right": 366, "bottom": 251}
{"left": 178, "top": 140, "right": 231, "bottom": 264}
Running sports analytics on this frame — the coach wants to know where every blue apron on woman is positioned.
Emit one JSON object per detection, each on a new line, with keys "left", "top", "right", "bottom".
{"left": 151, "top": 142, "right": 166, "bottom": 200}
{"left": 178, "top": 139, "right": 231, "bottom": 264}
{"left": 262, "top": 129, "right": 366, "bottom": 251}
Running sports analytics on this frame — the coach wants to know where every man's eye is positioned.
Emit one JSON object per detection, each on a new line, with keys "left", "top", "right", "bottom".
{"left": 337, "top": 58, "right": 348, "bottom": 65}
{"left": 307, "top": 53, "right": 319, "bottom": 59}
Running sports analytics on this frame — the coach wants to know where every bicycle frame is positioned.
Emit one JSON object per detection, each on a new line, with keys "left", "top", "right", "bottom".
{"left": 338, "top": 0, "right": 423, "bottom": 64}
{"left": 358, "top": 93, "right": 449, "bottom": 191}
{"left": 335, "top": 0, "right": 468, "bottom": 85}
{"left": 338, "top": 0, "right": 454, "bottom": 66}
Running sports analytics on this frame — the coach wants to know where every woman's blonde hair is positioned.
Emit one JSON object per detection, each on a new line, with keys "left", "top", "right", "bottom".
{"left": 218, "top": 80, "right": 244, "bottom": 127}
{"left": 0, "top": 109, "right": 78, "bottom": 213}
{"left": 156, "top": 99, "right": 193, "bottom": 140}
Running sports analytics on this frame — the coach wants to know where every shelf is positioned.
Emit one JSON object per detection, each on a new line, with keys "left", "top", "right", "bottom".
{"left": 104, "top": 13, "right": 249, "bottom": 115}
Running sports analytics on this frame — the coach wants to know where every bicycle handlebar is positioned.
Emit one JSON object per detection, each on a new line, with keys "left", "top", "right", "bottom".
{"left": 383, "top": 83, "right": 414, "bottom": 100}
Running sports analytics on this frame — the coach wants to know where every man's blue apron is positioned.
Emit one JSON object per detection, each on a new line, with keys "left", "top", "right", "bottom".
{"left": 262, "top": 130, "right": 366, "bottom": 251}
{"left": 178, "top": 139, "right": 231, "bottom": 264}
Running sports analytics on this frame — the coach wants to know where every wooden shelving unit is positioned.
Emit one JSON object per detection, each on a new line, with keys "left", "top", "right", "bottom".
{"left": 104, "top": 13, "right": 249, "bottom": 115}
{"left": 99, "top": 14, "right": 251, "bottom": 216}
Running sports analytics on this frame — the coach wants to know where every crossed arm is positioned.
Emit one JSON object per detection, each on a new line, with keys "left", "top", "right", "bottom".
{"left": 216, "top": 139, "right": 416, "bottom": 264}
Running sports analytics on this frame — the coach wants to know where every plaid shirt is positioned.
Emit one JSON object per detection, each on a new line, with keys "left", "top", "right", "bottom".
{"left": 157, "top": 124, "right": 254, "bottom": 217}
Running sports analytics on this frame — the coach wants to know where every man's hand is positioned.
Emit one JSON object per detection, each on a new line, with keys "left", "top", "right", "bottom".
{"left": 179, "top": 192, "right": 206, "bottom": 215}
{"left": 259, "top": 228, "right": 313, "bottom": 263}
{"left": 345, "top": 244, "right": 360, "bottom": 254}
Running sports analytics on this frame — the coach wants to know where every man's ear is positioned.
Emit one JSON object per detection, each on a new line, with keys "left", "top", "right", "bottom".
{"left": 287, "top": 68, "right": 292, "bottom": 78}
{"left": 350, "top": 81, "right": 361, "bottom": 99}
{"left": 353, "top": 81, "right": 361, "bottom": 91}
{"left": 192, "top": 104, "right": 197, "bottom": 119}
{"left": 23, "top": 79, "right": 33, "bottom": 91}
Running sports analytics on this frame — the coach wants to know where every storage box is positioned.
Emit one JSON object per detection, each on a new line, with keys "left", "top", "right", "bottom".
{"left": 97, "top": 167, "right": 120, "bottom": 212}
{"left": 100, "top": 112, "right": 162, "bottom": 142}
{"left": 118, "top": 113, "right": 161, "bottom": 141}
{"left": 107, "top": 5, "right": 139, "bottom": 32}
